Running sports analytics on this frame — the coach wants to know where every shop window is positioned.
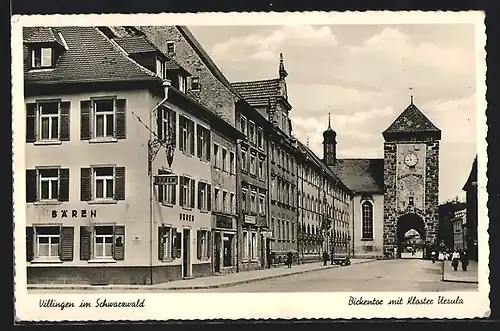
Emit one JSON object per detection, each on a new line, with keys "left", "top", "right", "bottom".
{"left": 26, "top": 100, "right": 71, "bottom": 143}
{"left": 158, "top": 225, "right": 172, "bottom": 261}
{"left": 79, "top": 225, "right": 125, "bottom": 261}
{"left": 26, "top": 226, "right": 74, "bottom": 262}
{"left": 179, "top": 115, "right": 195, "bottom": 154}
{"left": 243, "top": 231, "right": 249, "bottom": 260}
{"left": 222, "top": 233, "right": 234, "bottom": 267}
{"left": 197, "top": 229, "right": 210, "bottom": 260}
{"left": 251, "top": 232, "right": 257, "bottom": 260}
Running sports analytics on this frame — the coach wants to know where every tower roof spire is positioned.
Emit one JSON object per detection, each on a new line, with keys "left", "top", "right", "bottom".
{"left": 328, "top": 112, "right": 331, "bottom": 129}
{"left": 279, "top": 52, "right": 288, "bottom": 79}
{"left": 409, "top": 87, "right": 414, "bottom": 105}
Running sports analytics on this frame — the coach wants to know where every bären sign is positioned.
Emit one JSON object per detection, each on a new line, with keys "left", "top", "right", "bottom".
{"left": 154, "top": 174, "right": 178, "bottom": 185}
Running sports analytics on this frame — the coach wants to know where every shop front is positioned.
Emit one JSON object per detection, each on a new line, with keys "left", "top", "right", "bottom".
{"left": 212, "top": 213, "right": 237, "bottom": 275}
{"left": 239, "top": 214, "right": 262, "bottom": 271}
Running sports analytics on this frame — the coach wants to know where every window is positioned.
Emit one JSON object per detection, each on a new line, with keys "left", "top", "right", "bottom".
{"left": 251, "top": 190, "right": 257, "bottom": 213}
{"left": 250, "top": 153, "right": 256, "bottom": 175}
{"left": 259, "top": 193, "right": 265, "bottom": 215}
{"left": 258, "top": 158, "right": 264, "bottom": 180}
{"left": 159, "top": 225, "right": 172, "bottom": 260}
{"left": 248, "top": 121, "right": 256, "bottom": 144}
{"left": 26, "top": 100, "right": 72, "bottom": 143}
{"left": 229, "top": 151, "right": 236, "bottom": 174}
{"left": 179, "top": 116, "right": 195, "bottom": 154}
{"left": 197, "top": 230, "right": 209, "bottom": 260}
{"left": 240, "top": 115, "right": 247, "bottom": 135}
{"left": 409, "top": 197, "right": 414, "bottom": 206}
{"left": 39, "top": 101, "right": 60, "bottom": 140}
{"left": 222, "top": 148, "right": 228, "bottom": 172}
{"left": 31, "top": 47, "right": 53, "bottom": 68}
{"left": 251, "top": 232, "right": 257, "bottom": 260}
{"left": 191, "top": 76, "right": 200, "bottom": 91}
{"left": 361, "top": 201, "right": 374, "bottom": 240}
{"left": 196, "top": 125, "right": 210, "bottom": 161}
{"left": 230, "top": 192, "right": 235, "bottom": 214}
{"left": 158, "top": 107, "right": 176, "bottom": 147}
{"left": 179, "top": 75, "right": 187, "bottom": 93}
{"left": 198, "top": 182, "right": 210, "bottom": 211}
{"left": 94, "top": 226, "right": 114, "bottom": 259}
{"left": 93, "top": 99, "right": 115, "bottom": 138}
{"left": 39, "top": 168, "right": 59, "bottom": 201}
{"left": 271, "top": 143, "right": 275, "bottom": 162}
{"left": 156, "top": 57, "right": 168, "bottom": 79}
{"left": 243, "top": 231, "right": 249, "bottom": 260}
{"left": 94, "top": 167, "right": 114, "bottom": 200}
{"left": 223, "top": 191, "right": 228, "bottom": 213}
{"left": 257, "top": 128, "right": 264, "bottom": 150}
{"left": 291, "top": 222, "right": 295, "bottom": 241}
{"left": 214, "top": 188, "right": 220, "bottom": 212}
{"left": 166, "top": 41, "right": 175, "bottom": 54}
{"left": 242, "top": 188, "right": 248, "bottom": 212}
{"left": 214, "top": 144, "right": 220, "bottom": 168}
{"left": 36, "top": 226, "right": 60, "bottom": 258}
{"left": 159, "top": 178, "right": 176, "bottom": 205}
{"left": 241, "top": 148, "right": 248, "bottom": 172}
{"left": 180, "top": 176, "right": 195, "bottom": 208}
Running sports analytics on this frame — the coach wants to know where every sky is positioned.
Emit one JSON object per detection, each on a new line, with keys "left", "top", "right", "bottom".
{"left": 188, "top": 24, "right": 479, "bottom": 203}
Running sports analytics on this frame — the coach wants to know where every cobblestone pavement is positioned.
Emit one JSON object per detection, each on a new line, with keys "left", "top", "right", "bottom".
{"left": 443, "top": 260, "right": 478, "bottom": 283}
{"left": 179, "top": 258, "right": 479, "bottom": 292}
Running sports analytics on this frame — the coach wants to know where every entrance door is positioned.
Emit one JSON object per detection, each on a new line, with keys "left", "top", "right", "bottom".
{"left": 214, "top": 232, "right": 221, "bottom": 273}
{"left": 223, "top": 234, "right": 233, "bottom": 267}
{"left": 182, "top": 229, "right": 190, "bottom": 278}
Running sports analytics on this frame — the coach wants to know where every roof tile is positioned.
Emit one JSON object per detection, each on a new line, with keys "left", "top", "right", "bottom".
{"left": 384, "top": 103, "right": 440, "bottom": 134}
{"left": 330, "top": 158, "right": 384, "bottom": 194}
{"left": 232, "top": 79, "right": 280, "bottom": 110}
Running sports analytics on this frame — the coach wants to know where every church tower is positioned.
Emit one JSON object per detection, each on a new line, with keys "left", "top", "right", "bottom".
{"left": 382, "top": 96, "right": 441, "bottom": 258}
{"left": 323, "top": 113, "right": 337, "bottom": 166}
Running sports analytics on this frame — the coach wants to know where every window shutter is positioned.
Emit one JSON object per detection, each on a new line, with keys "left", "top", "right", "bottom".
{"left": 26, "top": 227, "right": 34, "bottom": 262}
{"left": 26, "top": 169, "right": 37, "bottom": 203}
{"left": 59, "top": 168, "right": 69, "bottom": 201}
{"left": 171, "top": 111, "right": 177, "bottom": 148}
{"left": 115, "top": 167, "right": 126, "bottom": 200}
{"left": 196, "top": 129, "right": 202, "bottom": 159}
{"left": 158, "top": 184, "right": 164, "bottom": 203}
{"left": 157, "top": 107, "right": 163, "bottom": 141}
{"left": 26, "top": 103, "right": 37, "bottom": 143}
{"left": 171, "top": 228, "right": 177, "bottom": 259}
{"left": 172, "top": 180, "right": 177, "bottom": 205}
{"left": 206, "top": 131, "right": 211, "bottom": 161}
{"left": 116, "top": 99, "right": 126, "bottom": 139}
{"left": 179, "top": 177, "right": 184, "bottom": 206}
{"left": 79, "top": 226, "right": 92, "bottom": 260}
{"left": 80, "top": 100, "right": 91, "bottom": 140}
{"left": 178, "top": 118, "right": 184, "bottom": 152}
{"left": 158, "top": 226, "right": 165, "bottom": 260}
{"left": 189, "top": 122, "right": 195, "bottom": 155}
{"left": 60, "top": 227, "right": 74, "bottom": 261}
{"left": 197, "top": 182, "right": 201, "bottom": 209}
{"left": 207, "top": 184, "right": 211, "bottom": 211}
{"left": 190, "top": 179, "right": 195, "bottom": 208}
{"left": 60, "top": 101, "right": 70, "bottom": 141}
{"left": 80, "top": 168, "right": 91, "bottom": 201}
{"left": 113, "top": 225, "right": 125, "bottom": 260}
{"left": 207, "top": 231, "right": 212, "bottom": 260}
{"left": 197, "top": 230, "right": 202, "bottom": 259}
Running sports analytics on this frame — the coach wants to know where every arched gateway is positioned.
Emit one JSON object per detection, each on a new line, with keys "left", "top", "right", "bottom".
{"left": 397, "top": 213, "right": 426, "bottom": 258}
{"left": 382, "top": 101, "right": 441, "bottom": 258}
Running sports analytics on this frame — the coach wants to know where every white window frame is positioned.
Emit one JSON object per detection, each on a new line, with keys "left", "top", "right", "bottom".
{"left": 35, "top": 226, "right": 61, "bottom": 259}
{"left": 241, "top": 188, "right": 248, "bottom": 212}
{"left": 199, "top": 182, "right": 208, "bottom": 210}
{"left": 248, "top": 121, "right": 256, "bottom": 144}
{"left": 241, "top": 148, "right": 248, "bottom": 172}
{"left": 181, "top": 176, "right": 193, "bottom": 208}
{"left": 230, "top": 192, "right": 235, "bottom": 214}
{"left": 93, "top": 166, "right": 115, "bottom": 201}
{"left": 31, "top": 47, "right": 53, "bottom": 68}
{"left": 222, "top": 148, "right": 228, "bottom": 172}
{"left": 214, "top": 144, "right": 220, "bottom": 168}
{"left": 257, "top": 128, "right": 264, "bottom": 150}
{"left": 93, "top": 225, "right": 114, "bottom": 260}
{"left": 223, "top": 190, "right": 228, "bottom": 213}
{"left": 259, "top": 193, "right": 266, "bottom": 215}
{"left": 199, "top": 229, "right": 209, "bottom": 260}
{"left": 250, "top": 190, "right": 257, "bottom": 213}
{"left": 214, "top": 187, "right": 220, "bottom": 212}
{"left": 161, "top": 225, "right": 172, "bottom": 260}
{"left": 38, "top": 101, "right": 60, "bottom": 141}
{"left": 179, "top": 116, "right": 194, "bottom": 155}
{"left": 250, "top": 153, "right": 256, "bottom": 175}
{"left": 38, "top": 168, "right": 60, "bottom": 201}
{"left": 240, "top": 115, "right": 247, "bottom": 135}
{"left": 156, "top": 57, "right": 168, "bottom": 79}
{"left": 179, "top": 75, "right": 187, "bottom": 93}
{"left": 258, "top": 157, "right": 264, "bottom": 180}
{"left": 166, "top": 41, "right": 176, "bottom": 54}
{"left": 93, "top": 98, "right": 116, "bottom": 139}
{"left": 229, "top": 151, "right": 236, "bottom": 175}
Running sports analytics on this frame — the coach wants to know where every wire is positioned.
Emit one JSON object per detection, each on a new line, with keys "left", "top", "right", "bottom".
{"left": 131, "top": 110, "right": 160, "bottom": 140}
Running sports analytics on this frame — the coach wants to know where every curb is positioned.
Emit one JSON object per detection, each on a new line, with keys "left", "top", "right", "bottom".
{"left": 28, "top": 259, "right": 377, "bottom": 291}
{"left": 442, "top": 278, "right": 479, "bottom": 285}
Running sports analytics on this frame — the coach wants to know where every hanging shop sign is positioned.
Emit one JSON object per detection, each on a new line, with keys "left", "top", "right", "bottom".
{"left": 244, "top": 215, "right": 256, "bottom": 225}
{"left": 154, "top": 174, "right": 178, "bottom": 185}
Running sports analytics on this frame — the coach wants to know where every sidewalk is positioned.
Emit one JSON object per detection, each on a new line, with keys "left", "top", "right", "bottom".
{"left": 442, "top": 260, "right": 478, "bottom": 284}
{"left": 28, "top": 258, "right": 375, "bottom": 291}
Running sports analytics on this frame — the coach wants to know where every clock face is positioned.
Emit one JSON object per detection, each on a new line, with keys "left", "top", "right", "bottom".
{"left": 404, "top": 153, "right": 418, "bottom": 167}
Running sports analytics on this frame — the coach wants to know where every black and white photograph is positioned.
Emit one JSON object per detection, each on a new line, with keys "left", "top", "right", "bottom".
{"left": 12, "top": 11, "right": 488, "bottom": 321}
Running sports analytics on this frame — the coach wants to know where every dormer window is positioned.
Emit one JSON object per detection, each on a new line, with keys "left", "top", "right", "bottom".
{"left": 156, "top": 57, "right": 168, "bottom": 80}
{"left": 179, "top": 75, "right": 187, "bottom": 93}
{"left": 190, "top": 76, "right": 201, "bottom": 91}
{"left": 31, "top": 47, "right": 53, "bottom": 69}
{"left": 166, "top": 41, "right": 175, "bottom": 55}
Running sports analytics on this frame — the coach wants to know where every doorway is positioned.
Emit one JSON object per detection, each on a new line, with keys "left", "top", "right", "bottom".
{"left": 397, "top": 213, "right": 425, "bottom": 259}
{"left": 214, "top": 232, "right": 221, "bottom": 273}
{"left": 182, "top": 229, "right": 191, "bottom": 278}
{"left": 223, "top": 233, "right": 233, "bottom": 267}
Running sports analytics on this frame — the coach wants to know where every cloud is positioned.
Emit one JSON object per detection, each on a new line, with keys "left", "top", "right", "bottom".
{"left": 211, "top": 25, "right": 339, "bottom": 62}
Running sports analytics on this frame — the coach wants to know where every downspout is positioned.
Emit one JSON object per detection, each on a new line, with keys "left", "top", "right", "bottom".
{"left": 149, "top": 80, "right": 171, "bottom": 285}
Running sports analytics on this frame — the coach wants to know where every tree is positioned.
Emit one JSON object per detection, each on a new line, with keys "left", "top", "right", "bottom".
{"left": 438, "top": 198, "right": 466, "bottom": 249}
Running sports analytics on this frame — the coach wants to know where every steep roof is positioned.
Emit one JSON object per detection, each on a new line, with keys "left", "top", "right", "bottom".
{"left": 462, "top": 156, "right": 478, "bottom": 191}
{"left": 232, "top": 78, "right": 280, "bottom": 110}
{"left": 24, "top": 26, "right": 159, "bottom": 85}
{"left": 24, "top": 27, "right": 66, "bottom": 48}
{"left": 383, "top": 102, "right": 441, "bottom": 138}
{"left": 330, "top": 158, "right": 384, "bottom": 194}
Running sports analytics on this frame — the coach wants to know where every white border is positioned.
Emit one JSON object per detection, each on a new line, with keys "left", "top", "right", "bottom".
{"left": 13, "top": 11, "right": 488, "bottom": 321}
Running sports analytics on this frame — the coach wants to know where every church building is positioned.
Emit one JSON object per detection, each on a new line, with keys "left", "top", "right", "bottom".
{"left": 323, "top": 98, "right": 441, "bottom": 258}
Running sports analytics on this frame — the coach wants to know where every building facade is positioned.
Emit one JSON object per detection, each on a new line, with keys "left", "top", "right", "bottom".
{"left": 463, "top": 157, "right": 478, "bottom": 261}
{"left": 451, "top": 209, "right": 466, "bottom": 251}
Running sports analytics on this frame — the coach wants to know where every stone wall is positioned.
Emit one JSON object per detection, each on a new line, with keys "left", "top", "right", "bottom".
{"left": 424, "top": 141, "right": 440, "bottom": 245}
{"left": 383, "top": 142, "right": 397, "bottom": 253}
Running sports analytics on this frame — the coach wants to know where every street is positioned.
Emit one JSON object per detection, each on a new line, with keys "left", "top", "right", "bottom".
{"left": 29, "top": 259, "right": 478, "bottom": 293}
{"left": 191, "top": 259, "right": 478, "bottom": 292}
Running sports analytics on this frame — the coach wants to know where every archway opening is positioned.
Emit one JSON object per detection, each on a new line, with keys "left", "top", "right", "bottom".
{"left": 397, "top": 213, "right": 425, "bottom": 259}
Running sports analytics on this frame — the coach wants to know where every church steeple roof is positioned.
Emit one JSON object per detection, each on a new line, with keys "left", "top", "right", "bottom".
{"left": 323, "top": 113, "right": 336, "bottom": 140}
{"left": 383, "top": 101, "right": 441, "bottom": 141}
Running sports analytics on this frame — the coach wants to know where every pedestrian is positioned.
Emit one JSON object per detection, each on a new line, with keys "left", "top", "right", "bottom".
{"left": 322, "top": 251, "right": 329, "bottom": 266}
{"left": 266, "top": 249, "right": 272, "bottom": 269}
{"left": 438, "top": 251, "right": 445, "bottom": 262}
{"left": 461, "top": 250, "right": 469, "bottom": 271}
{"left": 286, "top": 250, "right": 293, "bottom": 268}
{"left": 451, "top": 250, "right": 460, "bottom": 271}
{"left": 431, "top": 250, "right": 436, "bottom": 263}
